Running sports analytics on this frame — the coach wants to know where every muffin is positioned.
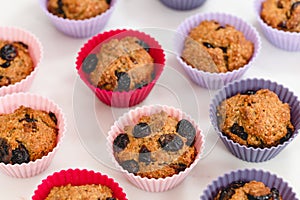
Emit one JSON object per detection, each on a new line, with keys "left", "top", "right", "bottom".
{"left": 209, "top": 78, "right": 300, "bottom": 162}
{"left": 260, "top": 0, "right": 300, "bottom": 32}
{"left": 86, "top": 36, "right": 154, "bottom": 92}
{"left": 200, "top": 168, "right": 298, "bottom": 200}
{"left": 39, "top": 0, "right": 118, "bottom": 38}
{"left": 32, "top": 169, "right": 127, "bottom": 200}
{"left": 214, "top": 180, "right": 282, "bottom": 200}
{"left": 176, "top": 12, "right": 261, "bottom": 89}
{"left": 217, "top": 89, "right": 294, "bottom": 148}
{"left": 107, "top": 105, "right": 204, "bottom": 192}
{"left": 76, "top": 29, "right": 165, "bottom": 107}
{"left": 159, "top": 0, "right": 206, "bottom": 10}
{"left": 47, "top": 0, "right": 109, "bottom": 20}
{"left": 0, "top": 93, "right": 66, "bottom": 178}
{"left": 0, "top": 27, "right": 42, "bottom": 96}
{"left": 255, "top": 0, "right": 300, "bottom": 51}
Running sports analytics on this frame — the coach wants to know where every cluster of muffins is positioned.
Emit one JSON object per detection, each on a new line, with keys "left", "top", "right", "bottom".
{"left": 1, "top": 0, "right": 300, "bottom": 199}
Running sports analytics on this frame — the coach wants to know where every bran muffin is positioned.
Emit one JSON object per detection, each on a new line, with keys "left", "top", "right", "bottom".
{"left": 261, "top": 0, "right": 300, "bottom": 32}
{"left": 45, "top": 184, "right": 117, "bottom": 200}
{"left": 84, "top": 36, "right": 154, "bottom": 92}
{"left": 0, "top": 106, "right": 58, "bottom": 164}
{"left": 217, "top": 89, "right": 294, "bottom": 148}
{"left": 112, "top": 110, "right": 197, "bottom": 179}
{"left": 182, "top": 20, "right": 254, "bottom": 73}
{"left": 0, "top": 40, "right": 34, "bottom": 87}
{"left": 47, "top": 0, "right": 110, "bottom": 20}
{"left": 214, "top": 180, "right": 282, "bottom": 200}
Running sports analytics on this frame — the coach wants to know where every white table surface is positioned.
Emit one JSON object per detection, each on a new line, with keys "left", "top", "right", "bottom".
{"left": 1, "top": 0, "right": 300, "bottom": 199}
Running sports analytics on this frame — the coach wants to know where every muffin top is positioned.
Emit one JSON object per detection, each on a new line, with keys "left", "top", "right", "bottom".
{"left": 217, "top": 89, "right": 294, "bottom": 148}
{"left": 112, "top": 111, "right": 197, "bottom": 179}
{"left": 45, "top": 184, "right": 117, "bottom": 200}
{"left": 83, "top": 36, "right": 154, "bottom": 92}
{"left": 0, "top": 40, "right": 34, "bottom": 87}
{"left": 214, "top": 180, "right": 282, "bottom": 200}
{"left": 0, "top": 106, "right": 58, "bottom": 164}
{"left": 182, "top": 20, "right": 254, "bottom": 73}
{"left": 47, "top": 0, "right": 110, "bottom": 20}
{"left": 261, "top": 0, "right": 300, "bottom": 32}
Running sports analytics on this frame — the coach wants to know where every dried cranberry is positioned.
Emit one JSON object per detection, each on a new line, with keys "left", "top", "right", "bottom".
{"left": 113, "top": 133, "right": 129, "bottom": 153}
{"left": 0, "top": 137, "right": 12, "bottom": 164}
{"left": 138, "top": 145, "right": 151, "bottom": 165}
{"left": 203, "top": 42, "right": 214, "bottom": 48}
{"left": 133, "top": 122, "right": 151, "bottom": 138}
{"left": 230, "top": 123, "right": 248, "bottom": 140}
{"left": 170, "top": 163, "right": 187, "bottom": 174}
{"left": 176, "top": 119, "right": 196, "bottom": 146}
{"left": 82, "top": 54, "right": 98, "bottom": 73}
{"left": 0, "top": 44, "right": 17, "bottom": 61}
{"left": 291, "top": 1, "right": 300, "bottom": 12}
{"left": 120, "top": 159, "right": 139, "bottom": 174}
{"left": 115, "top": 71, "right": 131, "bottom": 92}
{"left": 0, "top": 61, "right": 10, "bottom": 68}
{"left": 158, "top": 134, "right": 183, "bottom": 152}
{"left": 11, "top": 143, "right": 30, "bottom": 164}
{"left": 136, "top": 40, "right": 150, "bottom": 52}
{"left": 49, "top": 111, "right": 58, "bottom": 125}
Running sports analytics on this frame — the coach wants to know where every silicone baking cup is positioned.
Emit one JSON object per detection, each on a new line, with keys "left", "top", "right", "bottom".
{"left": 159, "top": 0, "right": 206, "bottom": 10}
{"left": 106, "top": 105, "right": 205, "bottom": 192}
{"left": 39, "top": 0, "right": 118, "bottom": 38}
{"left": 0, "top": 26, "right": 42, "bottom": 96}
{"left": 76, "top": 29, "right": 165, "bottom": 107}
{"left": 0, "top": 93, "right": 66, "bottom": 178}
{"left": 32, "top": 168, "right": 127, "bottom": 200}
{"left": 175, "top": 12, "right": 261, "bottom": 90}
{"left": 255, "top": 0, "right": 300, "bottom": 51}
{"left": 200, "top": 168, "right": 298, "bottom": 200}
{"left": 209, "top": 78, "right": 300, "bottom": 162}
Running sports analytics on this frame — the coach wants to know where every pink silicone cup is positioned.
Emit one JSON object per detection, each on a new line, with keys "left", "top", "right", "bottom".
{"left": 0, "top": 93, "right": 66, "bottom": 178}
{"left": 76, "top": 29, "right": 165, "bottom": 107}
{"left": 32, "top": 168, "right": 128, "bottom": 200}
{"left": 159, "top": 0, "right": 206, "bottom": 10}
{"left": 106, "top": 105, "right": 205, "bottom": 192}
{"left": 255, "top": 0, "right": 300, "bottom": 51}
{"left": 175, "top": 12, "right": 261, "bottom": 90}
{"left": 39, "top": 0, "right": 118, "bottom": 38}
{"left": 209, "top": 78, "right": 300, "bottom": 162}
{"left": 0, "top": 26, "right": 43, "bottom": 95}
{"left": 200, "top": 168, "right": 298, "bottom": 200}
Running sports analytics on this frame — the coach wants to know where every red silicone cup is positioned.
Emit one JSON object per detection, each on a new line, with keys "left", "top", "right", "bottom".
{"left": 76, "top": 29, "right": 166, "bottom": 107}
{"left": 32, "top": 168, "right": 128, "bottom": 200}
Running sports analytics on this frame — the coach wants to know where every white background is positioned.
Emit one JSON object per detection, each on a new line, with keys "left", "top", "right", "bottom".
{"left": 1, "top": 0, "right": 300, "bottom": 199}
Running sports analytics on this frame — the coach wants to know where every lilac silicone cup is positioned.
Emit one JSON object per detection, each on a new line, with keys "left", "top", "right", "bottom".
{"left": 200, "top": 168, "right": 298, "bottom": 200}
{"left": 0, "top": 26, "right": 43, "bottom": 95}
{"left": 159, "top": 0, "right": 206, "bottom": 10}
{"left": 175, "top": 12, "right": 261, "bottom": 90}
{"left": 255, "top": 0, "right": 300, "bottom": 51}
{"left": 0, "top": 93, "right": 66, "bottom": 178}
{"left": 39, "top": 0, "right": 118, "bottom": 38}
{"left": 209, "top": 78, "right": 300, "bottom": 162}
{"left": 106, "top": 105, "right": 205, "bottom": 192}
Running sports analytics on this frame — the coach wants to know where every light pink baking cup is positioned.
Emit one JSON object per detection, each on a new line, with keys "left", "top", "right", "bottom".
{"left": 39, "top": 0, "right": 118, "bottom": 38}
{"left": 106, "top": 105, "right": 205, "bottom": 192}
{"left": 159, "top": 0, "right": 206, "bottom": 10}
{"left": 209, "top": 78, "right": 300, "bottom": 162}
{"left": 76, "top": 29, "right": 165, "bottom": 108}
{"left": 0, "top": 26, "right": 42, "bottom": 95}
{"left": 0, "top": 93, "right": 66, "bottom": 178}
{"left": 175, "top": 12, "right": 261, "bottom": 90}
{"left": 255, "top": 0, "right": 300, "bottom": 51}
{"left": 32, "top": 168, "right": 127, "bottom": 200}
{"left": 200, "top": 168, "right": 298, "bottom": 200}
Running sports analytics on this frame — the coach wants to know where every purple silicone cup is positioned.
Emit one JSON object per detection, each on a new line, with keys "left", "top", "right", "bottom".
{"left": 209, "top": 78, "right": 300, "bottom": 162}
{"left": 200, "top": 168, "right": 298, "bottom": 200}
{"left": 175, "top": 12, "right": 261, "bottom": 90}
{"left": 254, "top": 0, "right": 300, "bottom": 51}
{"left": 159, "top": 0, "right": 206, "bottom": 10}
{"left": 39, "top": 0, "right": 118, "bottom": 38}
